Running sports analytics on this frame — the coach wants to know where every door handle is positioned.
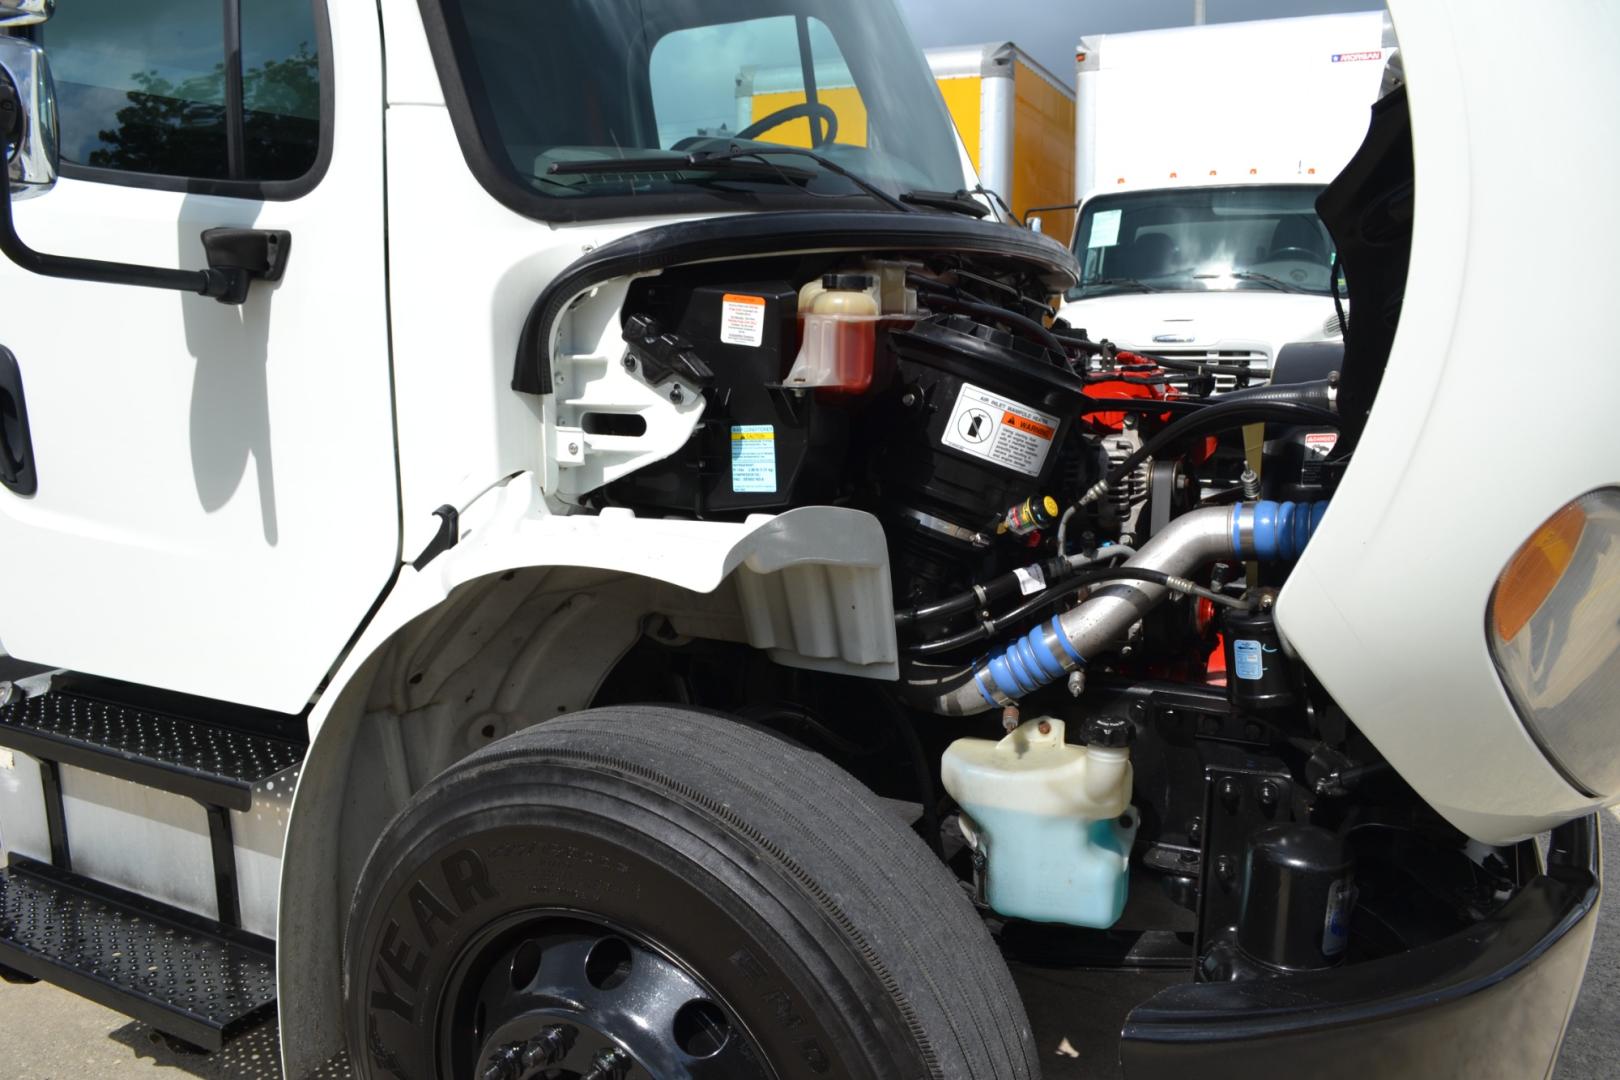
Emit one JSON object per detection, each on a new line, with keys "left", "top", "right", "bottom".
{"left": 0, "top": 345, "right": 36, "bottom": 495}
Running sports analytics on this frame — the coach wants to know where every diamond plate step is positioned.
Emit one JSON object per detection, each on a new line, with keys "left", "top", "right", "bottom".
{"left": 0, "top": 856, "right": 276, "bottom": 1050}
{"left": 0, "top": 691, "right": 302, "bottom": 810}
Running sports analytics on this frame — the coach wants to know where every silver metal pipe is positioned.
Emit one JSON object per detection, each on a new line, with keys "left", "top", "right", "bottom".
{"left": 928, "top": 505, "right": 1239, "bottom": 716}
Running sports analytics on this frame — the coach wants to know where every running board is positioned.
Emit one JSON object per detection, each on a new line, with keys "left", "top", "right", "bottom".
{"left": 0, "top": 689, "right": 303, "bottom": 810}
{"left": 0, "top": 855, "right": 276, "bottom": 1050}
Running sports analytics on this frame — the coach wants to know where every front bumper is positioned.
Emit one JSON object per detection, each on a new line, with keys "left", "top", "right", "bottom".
{"left": 1121, "top": 814, "right": 1601, "bottom": 1079}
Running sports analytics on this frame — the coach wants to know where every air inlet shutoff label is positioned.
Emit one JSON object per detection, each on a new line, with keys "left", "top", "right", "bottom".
{"left": 720, "top": 293, "right": 766, "bottom": 347}
{"left": 731, "top": 425, "right": 777, "bottom": 493}
{"left": 940, "top": 382, "right": 1059, "bottom": 478}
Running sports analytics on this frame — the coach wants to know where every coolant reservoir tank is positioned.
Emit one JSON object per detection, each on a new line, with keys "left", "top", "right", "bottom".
{"left": 941, "top": 717, "right": 1137, "bottom": 928}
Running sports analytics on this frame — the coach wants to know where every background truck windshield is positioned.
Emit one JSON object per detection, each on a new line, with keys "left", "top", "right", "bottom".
{"left": 434, "top": 0, "right": 966, "bottom": 216}
{"left": 1069, "top": 185, "right": 1340, "bottom": 298}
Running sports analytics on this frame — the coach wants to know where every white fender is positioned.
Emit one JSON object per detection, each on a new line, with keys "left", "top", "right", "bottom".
{"left": 277, "top": 474, "right": 895, "bottom": 1076}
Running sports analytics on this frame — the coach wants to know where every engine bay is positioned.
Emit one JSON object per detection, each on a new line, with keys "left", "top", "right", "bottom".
{"left": 564, "top": 88, "right": 1536, "bottom": 989}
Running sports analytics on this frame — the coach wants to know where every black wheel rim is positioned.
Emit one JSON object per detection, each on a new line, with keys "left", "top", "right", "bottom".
{"left": 440, "top": 912, "right": 774, "bottom": 1080}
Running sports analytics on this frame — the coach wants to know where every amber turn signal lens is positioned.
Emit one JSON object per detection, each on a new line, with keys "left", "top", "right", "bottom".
{"left": 1492, "top": 501, "right": 1587, "bottom": 641}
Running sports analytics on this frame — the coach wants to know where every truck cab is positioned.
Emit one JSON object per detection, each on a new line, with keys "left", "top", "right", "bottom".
{"left": 0, "top": 3, "right": 1612, "bottom": 1079}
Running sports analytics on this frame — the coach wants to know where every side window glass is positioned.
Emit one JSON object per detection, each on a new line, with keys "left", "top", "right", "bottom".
{"left": 40, "top": 0, "right": 322, "bottom": 185}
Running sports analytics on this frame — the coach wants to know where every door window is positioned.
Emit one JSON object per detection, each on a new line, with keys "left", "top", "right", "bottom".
{"left": 38, "top": 0, "right": 324, "bottom": 189}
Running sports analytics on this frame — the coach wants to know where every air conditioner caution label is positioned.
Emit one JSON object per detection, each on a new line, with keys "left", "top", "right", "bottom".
{"left": 731, "top": 425, "right": 777, "bottom": 492}
{"left": 940, "top": 382, "right": 1059, "bottom": 478}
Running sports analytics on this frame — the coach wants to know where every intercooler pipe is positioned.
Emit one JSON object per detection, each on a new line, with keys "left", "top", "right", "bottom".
{"left": 927, "top": 500, "right": 1329, "bottom": 716}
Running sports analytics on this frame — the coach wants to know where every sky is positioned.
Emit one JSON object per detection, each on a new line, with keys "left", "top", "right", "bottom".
{"left": 894, "top": 0, "right": 1384, "bottom": 84}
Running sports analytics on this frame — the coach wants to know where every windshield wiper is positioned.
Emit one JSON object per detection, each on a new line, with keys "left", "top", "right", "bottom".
{"left": 549, "top": 146, "right": 914, "bottom": 213}
{"left": 1195, "top": 270, "right": 1312, "bottom": 294}
{"left": 1083, "top": 277, "right": 1160, "bottom": 293}
{"left": 548, "top": 152, "right": 817, "bottom": 183}
{"left": 899, "top": 189, "right": 989, "bottom": 218}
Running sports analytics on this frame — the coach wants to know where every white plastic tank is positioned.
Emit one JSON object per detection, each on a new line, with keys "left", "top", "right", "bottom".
{"left": 941, "top": 716, "right": 1136, "bottom": 927}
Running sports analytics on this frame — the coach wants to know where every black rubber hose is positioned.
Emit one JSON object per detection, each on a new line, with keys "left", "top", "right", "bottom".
{"left": 1209, "top": 377, "right": 1335, "bottom": 411}
{"left": 1125, "top": 351, "right": 1259, "bottom": 378}
{"left": 909, "top": 281, "right": 1070, "bottom": 359}
{"left": 1092, "top": 398, "right": 1342, "bottom": 499}
{"left": 906, "top": 565, "right": 1245, "bottom": 657}
{"left": 894, "top": 555, "right": 1074, "bottom": 630}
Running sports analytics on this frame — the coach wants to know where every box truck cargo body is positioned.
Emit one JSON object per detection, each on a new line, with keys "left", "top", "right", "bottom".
{"left": 925, "top": 43, "right": 1076, "bottom": 236}
{"left": 736, "top": 43, "right": 1074, "bottom": 231}
{"left": 1059, "top": 12, "right": 1390, "bottom": 386}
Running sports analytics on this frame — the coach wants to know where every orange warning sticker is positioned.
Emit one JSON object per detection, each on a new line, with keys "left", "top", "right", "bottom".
{"left": 721, "top": 293, "right": 766, "bottom": 347}
{"left": 1002, "top": 412, "right": 1056, "bottom": 440}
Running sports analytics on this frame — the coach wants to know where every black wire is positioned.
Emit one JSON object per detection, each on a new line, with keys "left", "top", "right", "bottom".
{"left": 905, "top": 566, "right": 1245, "bottom": 657}
{"left": 911, "top": 280, "right": 1069, "bottom": 360}
{"left": 1330, "top": 251, "right": 1350, "bottom": 338}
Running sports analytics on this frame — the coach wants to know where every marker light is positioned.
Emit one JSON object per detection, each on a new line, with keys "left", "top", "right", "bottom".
{"left": 1488, "top": 488, "right": 1620, "bottom": 796}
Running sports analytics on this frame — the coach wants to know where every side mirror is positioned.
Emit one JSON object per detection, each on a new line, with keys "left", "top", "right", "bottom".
{"left": 0, "top": 1, "right": 53, "bottom": 27}
{"left": 0, "top": 36, "right": 59, "bottom": 196}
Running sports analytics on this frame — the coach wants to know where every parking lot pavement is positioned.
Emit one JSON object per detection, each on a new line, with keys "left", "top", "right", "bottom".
{"left": 1, "top": 810, "right": 1615, "bottom": 1079}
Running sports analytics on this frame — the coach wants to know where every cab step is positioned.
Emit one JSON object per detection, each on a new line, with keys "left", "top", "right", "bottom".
{"left": 0, "top": 689, "right": 303, "bottom": 811}
{"left": 0, "top": 855, "right": 277, "bottom": 1050}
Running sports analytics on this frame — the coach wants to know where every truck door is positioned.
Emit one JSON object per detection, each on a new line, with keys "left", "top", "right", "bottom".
{"left": 0, "top": 0, "right": 397, "bottom": 714}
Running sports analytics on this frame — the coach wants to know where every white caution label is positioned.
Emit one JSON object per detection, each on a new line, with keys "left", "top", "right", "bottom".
{"left": 720, "top": 293, "right": 766, "bottom": 347}
{"left": 940, "top": 382, "right": 1060, "bottom": 478}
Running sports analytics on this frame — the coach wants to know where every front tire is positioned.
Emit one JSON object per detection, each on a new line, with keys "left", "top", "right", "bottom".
{"left": 343, "top": 706, "right": 1038, "bottom": 1079}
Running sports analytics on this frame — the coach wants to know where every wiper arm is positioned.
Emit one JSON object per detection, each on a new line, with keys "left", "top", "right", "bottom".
{"left": 548, "top": 153, "right": 817, "bottom": 182}
{"left": 1195, "top": 270, "right": 1311, "bottom": 294}
{"left": 1084, "top": 277, "right": 1160, "bottom": 293}
{"left": 550, "top": 146, "right": 914, "bottom": 213}
{"left": 899, "top": 189, "right": 990, "bottom": 217}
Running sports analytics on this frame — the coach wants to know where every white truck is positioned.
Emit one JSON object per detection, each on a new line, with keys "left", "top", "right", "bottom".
{"left": 0, "top": 2, "right": 1612, "bottom": 1079}
{"left": 1057, "top": 12, "right": 1390, "bottom": 389}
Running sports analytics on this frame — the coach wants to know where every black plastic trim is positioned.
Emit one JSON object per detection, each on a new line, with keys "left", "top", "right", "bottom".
{"left": 0, "top": 345, "right": 37, "bottom": 496}
{"left": 42, "top": 0, "right": 334, "bottom": 201}
{"left": 511, "top": 210, "right": 1080, "bottom": 394}
{"left": 1120, "top": 814, "right": 1601, "bottom": 1077}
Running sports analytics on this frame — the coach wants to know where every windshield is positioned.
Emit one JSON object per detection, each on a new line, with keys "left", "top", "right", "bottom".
{"left": 1068, "top": 186, "right": 1341, "bottom": 299}
{"left": 432, "top": 0, "right": 966, "bottom": 218}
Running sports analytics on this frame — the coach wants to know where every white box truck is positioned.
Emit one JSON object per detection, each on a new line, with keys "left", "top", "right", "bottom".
{"left": 1057, "top": 12, "right": 1391, "bottom": 388}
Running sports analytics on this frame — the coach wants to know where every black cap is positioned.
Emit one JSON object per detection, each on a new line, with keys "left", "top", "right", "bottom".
{"left": 822, "top": 272, "right": 874, "bottom": 291}
{"left": 1082, "top": 715, "right": 1134, "bottom": 748}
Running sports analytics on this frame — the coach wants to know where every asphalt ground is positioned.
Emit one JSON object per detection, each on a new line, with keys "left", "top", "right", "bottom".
{"left": 1, "top": 809, "right": 1615, "bottom": 1079}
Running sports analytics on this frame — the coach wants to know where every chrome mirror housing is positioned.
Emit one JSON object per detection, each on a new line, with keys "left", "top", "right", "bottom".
{"left": 0, "top": 37, "right": 59, "bottom": 194}
{"left": 0, "top": 1, "right": 54, "bottom": 28}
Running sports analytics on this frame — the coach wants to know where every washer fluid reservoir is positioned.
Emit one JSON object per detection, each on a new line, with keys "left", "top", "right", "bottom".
{"left": 941, "top": 716, "right": 1137, "bottom": 928}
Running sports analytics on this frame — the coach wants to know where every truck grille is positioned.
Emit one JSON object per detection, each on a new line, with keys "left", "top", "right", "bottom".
{"left": 1143, "top": 348, "right": 1272, "bottom": 393}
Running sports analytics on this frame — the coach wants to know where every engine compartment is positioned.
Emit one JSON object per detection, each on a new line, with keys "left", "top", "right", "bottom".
{"left": 567, "top": 86, "right": 1534, "bottom": 991}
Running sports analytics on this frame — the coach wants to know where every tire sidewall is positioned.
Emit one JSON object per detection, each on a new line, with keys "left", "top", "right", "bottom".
{"left": 345, "top": 760, "right": 925, "bottom": 1080}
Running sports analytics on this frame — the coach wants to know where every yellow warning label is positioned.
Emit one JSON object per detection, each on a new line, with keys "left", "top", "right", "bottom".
{"left": 731, "top": 429, "right": 776, "bottom": 441}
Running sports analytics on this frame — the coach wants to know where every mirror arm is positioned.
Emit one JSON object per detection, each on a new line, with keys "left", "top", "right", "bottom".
{"left": 0, "top": 78, "right": 285, "bottom": 305}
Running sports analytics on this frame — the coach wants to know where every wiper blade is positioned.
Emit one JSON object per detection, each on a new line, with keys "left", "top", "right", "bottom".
{"left": 1195, "top": 270, "right": 1311, "bottom": 294}
{"left": 550, "top": 146, "right": 914, "bottom": 213}
{"left": 1084, "top": 277, "right": 1160, "bottom": 293}
{"left": 548, "top": 153, "right": 817, "bottom": 182}
{"left": 899, "top": 189, "right": 989, "bottom": 217}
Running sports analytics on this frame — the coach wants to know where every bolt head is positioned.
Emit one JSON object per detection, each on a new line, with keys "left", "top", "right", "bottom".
{"left": 622, "top": 355, "right": 637, "bottom": 371}
{"left": 670, "top": 385, "right": 684, "bottom": 403}
{"left": 566, "top": 441, "right": 579, "bottom": 455}
{"left": 1258, "top": 781, "right": 1279, "bottom": 807}
{"left": 1219, "top": 777, "right": 1241, "bottom": 806}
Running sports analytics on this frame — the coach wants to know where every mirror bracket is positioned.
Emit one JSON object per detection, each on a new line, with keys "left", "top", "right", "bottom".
{"left": 0, "top": 49, "right": 289, "bottom": 306}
